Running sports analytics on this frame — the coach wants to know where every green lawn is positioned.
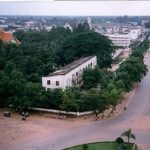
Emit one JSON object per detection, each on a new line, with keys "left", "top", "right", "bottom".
{"left": 65, "top": 142, "right": 135, "bottom": 150}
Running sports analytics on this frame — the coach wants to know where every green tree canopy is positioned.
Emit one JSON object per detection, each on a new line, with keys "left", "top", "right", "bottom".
{"left": 82, "top": 66, "right": 102, "bottom": 90}
{"left": 74, "top": 21, "right": 90, "bottom": 33}
{"left": 60, "top": 89, "right": 78, "bottom": 112}
{"left": 117, "top": 56, "right": 148, "bottom": 83}
{"left": 121, "top": 129, "right": 136, "bottom": 143}
{"left": 59, "top": 31, "right": 114, "bottom": 68}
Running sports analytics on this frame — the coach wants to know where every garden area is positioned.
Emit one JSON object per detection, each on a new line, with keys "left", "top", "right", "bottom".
{"left": 65, "top": 129, "right": 138, "bottom": 150}
{"left": 65, "top": 142, "right": 137, "bottom": 150}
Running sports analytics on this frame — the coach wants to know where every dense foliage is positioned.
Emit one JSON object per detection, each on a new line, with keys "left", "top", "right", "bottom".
{"left": 0, "top": 25, "right": 115, "bottom": 110}
{"left": 0, "top": 26, "right": 149, "bottom": 114}
{"left": 81, "top": 34, "right": 149, "bottom": 114}
{"left": 59, "top": 32, "right": 115, "bottom": 68}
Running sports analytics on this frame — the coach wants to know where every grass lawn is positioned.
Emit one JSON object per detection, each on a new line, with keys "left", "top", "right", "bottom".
{"left": 65, "top": 142, "right": 134, "bottom": 150}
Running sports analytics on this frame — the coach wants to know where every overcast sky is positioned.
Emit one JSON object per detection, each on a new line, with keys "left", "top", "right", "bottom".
{"left": 0, "top": 1, "right": 150, "bottom": 16}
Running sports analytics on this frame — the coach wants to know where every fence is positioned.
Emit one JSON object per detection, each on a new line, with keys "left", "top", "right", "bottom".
{"left": 28, "top": 107, "right": 93, "bottom": 116}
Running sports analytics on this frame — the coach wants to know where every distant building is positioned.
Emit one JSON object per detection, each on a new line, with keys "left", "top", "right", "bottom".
{"left": 141, "top": 19, "right": 149, "bottom": 26}
{"left": 105, "top": 33, "right": 131, "bottom": 48}
{"left": 45, "top": 26, "right": 53, "bottom": 31}
{"left": 42, "top": 56, "right": 97, "bottom": 90}
{"left": 64, "top": 23, "right": 73, "bottom": 32}
{"left": 0, "top": 24, "right": 8, "bottom": 28}
{"left": 25, "top": 21, "right": 35, "bottom": 29}
{"left": 87, "top": 16, "right": 92, "bottom": 30}
{"left": 128, "top": 29, "right": 141, "bottom": 40}
{"left": 0, "top": 29, "right": 20, "bottom": 45}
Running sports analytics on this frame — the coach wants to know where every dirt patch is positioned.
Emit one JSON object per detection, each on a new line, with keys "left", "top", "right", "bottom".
{"left": 0, "top": 85, "right": 137, "bottom": 147}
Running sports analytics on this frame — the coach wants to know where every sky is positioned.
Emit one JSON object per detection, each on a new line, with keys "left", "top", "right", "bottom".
{"left": 0, "top": 1, "right": 150, "bottom": 16}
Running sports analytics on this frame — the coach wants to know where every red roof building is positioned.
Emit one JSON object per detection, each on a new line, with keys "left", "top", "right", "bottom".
{"left": 0, "top": 30, "right": 20, "bottom": 45}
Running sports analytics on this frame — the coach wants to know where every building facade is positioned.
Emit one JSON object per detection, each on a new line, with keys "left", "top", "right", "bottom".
{"left": 128, "top": 29, "right": 142, "bottom": 40}
{"left": 105, "top": 34, "right": 131, "bottom": 47}
{"left": 42, "top": 56, "right": 97, "bottom": 90}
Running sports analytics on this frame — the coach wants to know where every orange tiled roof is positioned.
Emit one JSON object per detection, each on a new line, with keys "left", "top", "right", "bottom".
{"left": 0, "top": 30, "right": 20, "bottom": 45}
{"left": 2, "top": 32, "right": 12, "bottom": 42}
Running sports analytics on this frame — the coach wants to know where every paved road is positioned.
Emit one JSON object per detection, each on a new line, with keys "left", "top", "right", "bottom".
{"left": 5, "top": 53, "right": 150, "bottom": 150}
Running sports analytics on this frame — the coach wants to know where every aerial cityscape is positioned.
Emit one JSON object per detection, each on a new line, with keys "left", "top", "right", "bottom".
{"left": 0, "top": 1, "right": 150, "bottom": 150}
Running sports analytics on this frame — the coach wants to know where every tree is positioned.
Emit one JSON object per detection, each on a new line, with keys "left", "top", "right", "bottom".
{"left": 60, "top": 89, "right": 78, "bottom": 112}
{"left": 27, "top": 73, "right": 40, "bottom": 83}
{"left": 115, "top": 71, "right": 132, "bottom": 92}
{"left": 0, "top": 57, "right": 6, "bottom": 70}
{"left": 115, "top": 80, "right": 125, "bottom": 91}
{"left": 82, "top": 66, "right": 101, "bottom": 89}
{"left": 50, "top": 88, "right": 63, "bottom": 109}
{"left": 115, "top": 137, "right": 124, "bottom": 145}
{"left": 115, "top": 137, "right": 124, "bottom": 149}
{"left": 100, "top": 70, "right": 114, "bottom": 88}
{"left": 109, "top": 88, "right": 121, "bottom": 112}
{"left": 74, "top": 21, "right": 90, "bottom": 33}
{"left": 105, "top": 82, "right": 123, "bottom": 113}
{"left": 117, "top": 57, "right": 148, "bottom": 83}
{"left": 84, "top": 89, "right": 107, "bottom": 118}
{"left": 4, "top": 62, "right": 16, "bottom": 75}
{"left": 13, "top": 96, "right": 31, "bottom": 109}
{"left": 0, "top": 71, "right": 9, "bottom": 106}
{"left": 121, "top": 129, "right": 136, "bottom": 143}
{"left": 59, "top": 31, "right": 114, "bottom": 68}
{"left": 82, "top": 144, "right": 88, "bottom": 150}
{"left": 7, "top": 70, "right": 26, "bottom": 97}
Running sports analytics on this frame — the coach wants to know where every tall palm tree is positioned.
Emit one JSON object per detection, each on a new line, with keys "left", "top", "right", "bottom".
{"left": 121, "top": 129, "right": 136, "bottom": 143}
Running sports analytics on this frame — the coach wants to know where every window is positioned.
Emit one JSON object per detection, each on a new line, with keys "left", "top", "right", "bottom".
{"left": 76, "top": 72, "right": 78, "bottom": 76}
{"left": 91, "top": 62, "right": 92, "bottom": 66}
{"left": 56, "top": 81, "right": 59, "bottom": 86}
{"left": 47, "top": 80, "right": 51, "bottom": 85}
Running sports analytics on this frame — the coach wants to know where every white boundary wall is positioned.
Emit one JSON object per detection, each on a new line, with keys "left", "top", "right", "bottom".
{"left": 28, "top": 107, "right": 93, "bottom": 116}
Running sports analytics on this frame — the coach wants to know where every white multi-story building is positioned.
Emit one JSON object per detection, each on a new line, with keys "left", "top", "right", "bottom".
{"left": 105, "top": 34, "right": 131, "bottom": 47}
{"left": 42, "top": 56, "right": 97, "bottom": 90}
{"left": 128, "top": 29, "right": 141, "bottom": 40}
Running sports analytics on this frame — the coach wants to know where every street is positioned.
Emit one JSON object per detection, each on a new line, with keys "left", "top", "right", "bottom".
{"left": 3, "top": 52, "right": 150, "bottom": 150}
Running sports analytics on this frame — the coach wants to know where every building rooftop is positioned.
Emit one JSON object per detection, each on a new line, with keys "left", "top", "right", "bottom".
{"left": 48, "top": 56, "right": 95, "bottom": 76}
{"left": 0, "top": 30, "right": 20, "bottom": 45}
{"left": 105, "top": 33, "right": 130, "bottom": 37}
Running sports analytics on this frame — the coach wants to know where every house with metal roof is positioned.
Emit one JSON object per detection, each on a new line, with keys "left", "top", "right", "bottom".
{"left": 42, "top": 56, "right": 97, "bottom": 90}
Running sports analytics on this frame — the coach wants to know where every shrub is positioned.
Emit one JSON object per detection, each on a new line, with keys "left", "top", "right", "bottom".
{"left": 115, "top": 137, "right": 124, "bottom": 144}
{"left": 82, "top": 144, "right": 88, "bottom": 150}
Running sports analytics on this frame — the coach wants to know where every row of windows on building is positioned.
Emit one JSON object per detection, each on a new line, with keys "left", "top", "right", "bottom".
{"left": 113, "top": 40, "right": 130, "bottom": 42}
{"left": 115, "top": 43, "right": 130, "bottom": 45}
{"left": 47, "top": 80, "right": 59, "bottom": 86}
{"left": 46, "top": 62, "right": 94, "bottom": 86}
{"left": 72, "top": 62, "right": 93, "bottom": 77}
{"left": 110, "top": 37, "right": 130, "bottom": 39}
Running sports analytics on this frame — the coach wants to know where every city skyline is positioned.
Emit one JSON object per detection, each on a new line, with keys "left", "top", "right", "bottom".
{"left": 0, "top": 1, "right": 150, "bottom": 16}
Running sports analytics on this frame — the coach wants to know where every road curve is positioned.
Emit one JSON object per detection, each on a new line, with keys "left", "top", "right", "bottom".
{"left": 4, "top": 53, "right": 150, "bottom": 150}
